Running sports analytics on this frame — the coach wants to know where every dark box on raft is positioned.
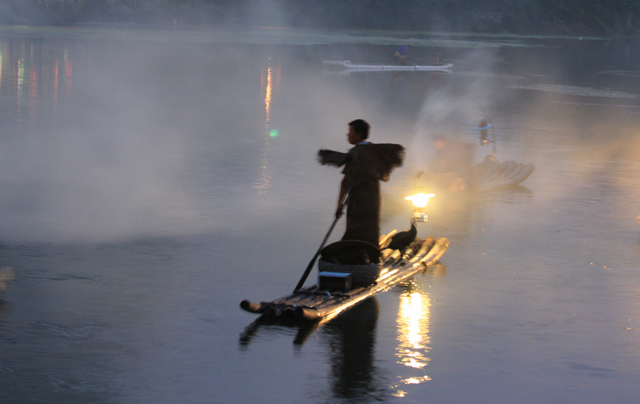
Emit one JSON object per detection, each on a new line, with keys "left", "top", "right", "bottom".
{"left": 318, "top": 271, "right": 353, "bottom": 291}
{"left": 240, "top": 236, "right": 449, "bottom": 321}
{"left": 318, "top": 260, "right": 381, "bottom": 286}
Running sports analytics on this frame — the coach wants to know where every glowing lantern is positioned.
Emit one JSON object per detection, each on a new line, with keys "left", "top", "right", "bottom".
{"left": 405, "top": 193, "right": 435, "bottom": 222}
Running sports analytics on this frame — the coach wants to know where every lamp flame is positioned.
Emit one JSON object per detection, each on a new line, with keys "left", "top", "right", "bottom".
{"left": 405, "top": 193, "right": 435, "bottom": 208}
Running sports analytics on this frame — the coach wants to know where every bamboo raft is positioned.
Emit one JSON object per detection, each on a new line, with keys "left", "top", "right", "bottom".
{"left": 240, "top": 235, "right": 449, "bottom": 321}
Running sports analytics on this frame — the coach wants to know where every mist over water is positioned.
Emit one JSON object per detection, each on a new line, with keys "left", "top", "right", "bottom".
{"left": 0, "top": 30, "right": 640, "bottom": 404}
{"left": 0, "top": 37, "right": 426, "bottom": 243}
{"left": 408, "top": 48, "right": 498, "bottom": 170}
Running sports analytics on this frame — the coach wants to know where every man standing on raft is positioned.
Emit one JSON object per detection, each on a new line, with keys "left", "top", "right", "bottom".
{"left": 318, "top": 119, "right": 405, "bottom": 247}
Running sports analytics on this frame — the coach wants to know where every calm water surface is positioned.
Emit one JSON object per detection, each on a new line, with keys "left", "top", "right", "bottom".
{"left": 0, "top": 29, "right": 639, "bottom": 403}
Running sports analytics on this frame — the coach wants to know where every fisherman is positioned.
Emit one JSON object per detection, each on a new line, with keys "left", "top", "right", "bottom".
{"left": 394, "top": 45, "right": 412, "bottom": 65}
{"left": 475, "top": 119, "right": 493, "bottom": 145}
{"left": 429, "top": 136, "right": 476, "bottom": 192}
{"left": 318, "top": 119, "right": 405, "bottom": 247}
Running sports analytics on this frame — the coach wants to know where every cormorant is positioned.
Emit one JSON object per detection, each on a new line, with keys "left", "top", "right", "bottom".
{"left": 383, "top": 220, "right": 417, "bottom": 252}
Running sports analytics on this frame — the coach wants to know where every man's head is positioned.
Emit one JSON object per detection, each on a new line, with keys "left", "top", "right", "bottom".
{"left": 348, "top": 119, "right": 370, "bottom": 144}
{"left": 348, "top": 119, "right": 370, "bottom": 145}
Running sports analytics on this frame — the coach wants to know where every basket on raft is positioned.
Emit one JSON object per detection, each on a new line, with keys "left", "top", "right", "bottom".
{"left": 318, "top": 240, "right": 382, "bottom": 286}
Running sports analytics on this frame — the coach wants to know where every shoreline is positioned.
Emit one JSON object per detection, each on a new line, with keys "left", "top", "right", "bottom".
{"left": 0, "top": 25, "right": 610, "bottom": 45}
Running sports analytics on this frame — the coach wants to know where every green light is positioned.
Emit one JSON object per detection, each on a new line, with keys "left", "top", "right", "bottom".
{"left": 269, "top": 129, "right": 279, "bottom": 138}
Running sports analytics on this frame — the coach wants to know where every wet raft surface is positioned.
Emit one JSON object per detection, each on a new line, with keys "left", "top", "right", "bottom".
{"left": 240, "top": 236, "right": 449, "bottom": 321}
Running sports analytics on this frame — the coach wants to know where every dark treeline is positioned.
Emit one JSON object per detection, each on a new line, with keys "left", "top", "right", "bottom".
{"left": 0, "top": 0, "right": 639, "bottom": 36}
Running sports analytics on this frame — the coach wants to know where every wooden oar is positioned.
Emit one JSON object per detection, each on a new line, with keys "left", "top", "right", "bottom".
{"left": 293, "top": 193, "right": 349, "bottom": 292}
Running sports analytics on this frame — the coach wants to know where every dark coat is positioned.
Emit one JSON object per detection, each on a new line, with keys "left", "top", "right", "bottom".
{"left": 318, "top": 143, "right": 404, "bottom": 246}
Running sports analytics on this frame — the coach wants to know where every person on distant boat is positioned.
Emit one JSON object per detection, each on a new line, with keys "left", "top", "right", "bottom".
{"left": 318, "top": 119, "right": 405, "bottom": 247}
{"left": 475, "top": 119, "right": 493, "bottom": 145}
{"left": 428, "top": 136, "right": 476, "bottom": 192}
{"left": 394, "top": 45, "right": 412, "bottom": 65}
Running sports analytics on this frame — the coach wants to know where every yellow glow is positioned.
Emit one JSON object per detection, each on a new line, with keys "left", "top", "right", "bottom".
{"left": 396, "top": 292, "right": 431, "bottom": 369}
{"left": 393, "top": 290, "right": 432, "bottom": 398}
{"left": 402, "top": 375, "right": 431, "bottom": 384}
{"left": 403, "top": 358, "right": 426, "bottom": 368}
{"left": 405, "top": 193, "right": 435, "bottom": 208}
{"left": 393, "top": 291, "right": 431, "bottom": 397}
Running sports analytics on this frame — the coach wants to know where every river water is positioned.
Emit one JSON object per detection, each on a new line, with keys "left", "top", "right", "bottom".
{"left": 0, "top": 27, "right": 639, "bottom": 404}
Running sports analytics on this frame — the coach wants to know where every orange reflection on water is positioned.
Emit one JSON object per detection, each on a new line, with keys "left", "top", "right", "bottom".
{"left": 264, "top": 66, "right": 272, "bottom": 126}
{"left": 260, "top": 58, "right": 281, "bottom": 133}
{"left": 397, "top": 292, "right": 431, "bottom": 367}
{"left": 254, "top": 59, "right": 281, "bottom": 194}
{"left": 0, "top": 40, "right": 76, "bottom": 130}
{"left": 394, "top": 290, "right": 432, "bottom": 392}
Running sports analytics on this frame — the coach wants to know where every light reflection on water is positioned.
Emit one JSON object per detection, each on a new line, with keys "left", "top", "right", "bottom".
{"left": 393, "top": 289, "right": 432, "bottom": 398}
{"left": 254, "top": 57, "right": 281, "bottom": 195}
{"left": 396, "top": 291, "right": 431, "bottom": 370}
{"left": 390, "top": 265, "right": 445, "bottom": 398}
{"left": 0, "top": 40, "right": 75, "bottom": 132}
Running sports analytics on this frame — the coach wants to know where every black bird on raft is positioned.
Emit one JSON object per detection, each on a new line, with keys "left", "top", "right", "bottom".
{"left": 383, "top": 220, "right": 417, "bottom": 252}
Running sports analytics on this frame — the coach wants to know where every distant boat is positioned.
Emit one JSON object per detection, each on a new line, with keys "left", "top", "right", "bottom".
{"left": 323, "top": 60, "right": 454, "bottom": 73}
{"left": 474, "top": 155, "right": 535, "bottom": 192}
{"left": 422, "top": 155, "right": 535, "bottom": 193}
